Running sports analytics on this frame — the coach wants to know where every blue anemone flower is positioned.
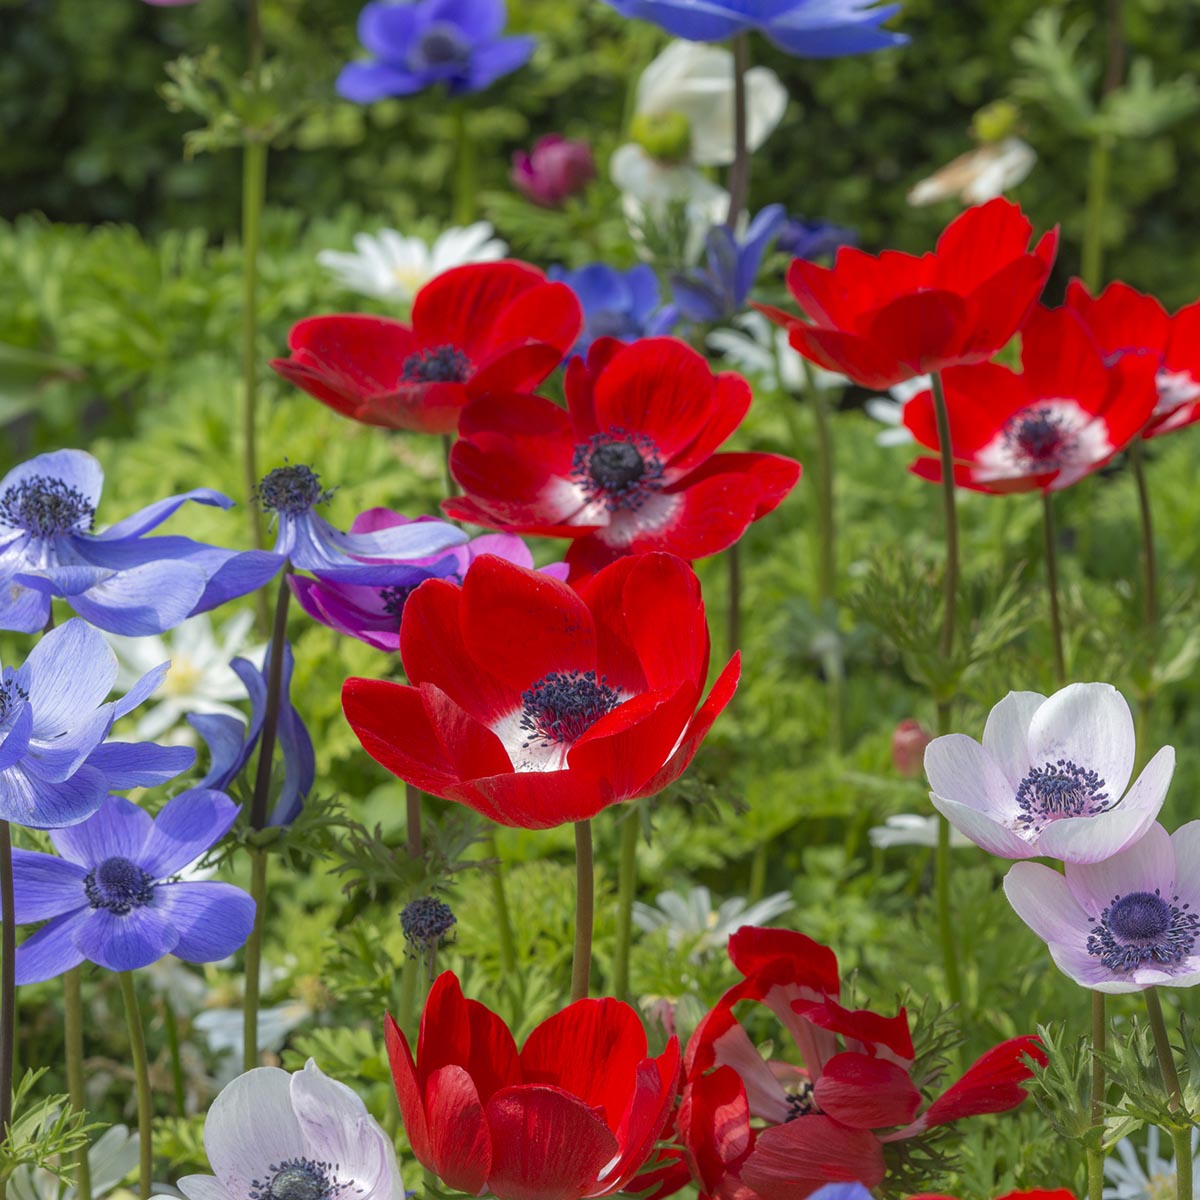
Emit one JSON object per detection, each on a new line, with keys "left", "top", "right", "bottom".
{"left": 598, "top": 0, "right": 906, "bottom": 57}
{"left": 0, "top": 450, "right": 279, "bottom": 636}
{"left": 548, "top": 263, "right": 678, "bottom": 355}
{"left": 669, "top": 203, "right": 785, "bottom": 324}
{"left": 337, "top": 0, "right": 536, "bottom": 102}
{"left": 10, "top": 790, "right": 254, "bottom": 982}
{"left": 777, "top": 215, "right": 858, "bottom": 262}
{"left": 188, "top": 642, "right": 314, "bottom": 828}
{"left": 0, "top": 619, "right": 193, "bottom": 828}
{"left": 256, "top": 463, "right": 466, "bottom": 585}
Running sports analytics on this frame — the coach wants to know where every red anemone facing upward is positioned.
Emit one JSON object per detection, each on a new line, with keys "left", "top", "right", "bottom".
{"left": 443, "top": 336, "right": 800, "bottom": 581}
{"left": 759, "top": 198, "right": 1058, "bottom": 390}
{"left": 387, "top": 972, "right": 681, "bottom": 1200}
{"left": 269, "top": 260, "right": 583, "bottom": 434}
{"left": 655, "top": 926, "right": 1045, "bottom": 1200}
{"left": 901, "top": 305, "right": 1158, "bottom": 494}
{"left": 341, "top": 551, "right": 738, "bottom": 829}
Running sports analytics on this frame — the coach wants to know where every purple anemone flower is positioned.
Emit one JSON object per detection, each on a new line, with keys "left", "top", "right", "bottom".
{"left": 256, "top": 464, "right": 466, "bottom": 584}
{"left": 0, "top": 450, "right": 279, "bottom": 636}
{"left": 12, "top": 790, "right": 253, "bottom": 982}
{"left": 290, "top": 508, "right": 568, "bottom": 651}
{"left": 598, "top": 0, "right": 906, "bottom": 58}
{"left": 337, "top": 0, "right": 536, "bottom": 102}
{"left": 0, "top": 619, "right": 193, "bottom": 829}
{"left": 1004, "top": 821, "right": 1200, "bottom": 993}
{"left": 924, "top": 683, "right": 1173, "bottom": 864}
{"left": 548, "top": 264, "right": 678, "bottom": 357}
{"left": 188, "top": 642, "right": 314, "bottom": 828}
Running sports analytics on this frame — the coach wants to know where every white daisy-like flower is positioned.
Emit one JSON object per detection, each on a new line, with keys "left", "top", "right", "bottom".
{"left": 159, "top": 1060, "right": 401, "bottom": 1200}
{"left": 105, "top": 611, "right": 265, "bottom": 744}
{"left": 863, "top": 375, "right": 929, "bottom": 447}
{"left": 708, "top": 311, "right": 846, "bottom": 394}
{"left": 633, "top": 885, "right": 793, "bottom": 960}
{"left": 868, "top": 814, "right": 973, "bottom": 850}
{"left": 1104, "top": 1125, "right": 1200, "bottom": 1200}
{"left": 317, "top": 223, "right": 508, "bottom": 303}
{"left": 908, "top": 137, "right": 1037, "bottom": 207}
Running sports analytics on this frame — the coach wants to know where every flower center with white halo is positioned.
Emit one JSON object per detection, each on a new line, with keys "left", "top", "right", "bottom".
{"left": 249, "top": 1159, "right": 351, "bottom": 1200}
{"left": 1086, "top": 889, "right": 1200, "bottom": 974}
{"left": 975, "top": 399, "right": 1110, "bottom": 482}
{"left": 520, "top": 671, "right": 621, "bottom": 748}
{"left": 256, "top": 465, "right": 334, "bottom": 517}
{"left": 1013, "top": 758, "right": 1111, "bottom": 835}
{"left": 0, "top": 475, "right": 95, "bottom": 538}
{"left": 411, "top": 22, "right": 472, "bottom": 70}
{"left": 1155, "top": 368, "right": 1200, "bottom": 417}
{"left": 84, "top": 856, "right": 155, "bottom": 915}
{"left": 399, "top": 345, "right": 472, "bottom": 384}
{"left": 572, "top": 429, "right": 665, "bottom": 513}
{"left": 1004, "top": 405, "right": 1080, "bottom": 470}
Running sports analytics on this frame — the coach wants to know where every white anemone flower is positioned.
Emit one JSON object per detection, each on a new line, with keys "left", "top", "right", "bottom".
{"left": 163, "top": 1060, "right": 402, "bottom": 1200}
{"left": 105, "top": 611, "right": 264, "bottom": 744}
{"left": 11, "top": 1125, "right": 138, "bottom": 1200}
{"left": 708, "top": 312, "right": 846, "bottom": 394}
{"left": 1105, "top": 1126, "right": 1200, "bottom": 1200}
{"left": 868, "top": 814, "right": 973, "bottom": 850}
{"left": 633, "top": 885, "right": 793, "bottom": 960}
{"left": 863, "top": 375, "right": 929, "bottom": 447}
{"left": 908, "top": 137, "right": 1036, "bottom": 207}
{"left": 317, "top": 223, "right": 508, "bottom": 303}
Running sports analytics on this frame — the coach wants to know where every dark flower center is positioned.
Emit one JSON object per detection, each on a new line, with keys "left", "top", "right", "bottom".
{"left": 1003, "top": 407, "right": 1078, "bottom": 470}
{"left": 401, "top": 896, "right": 457, "bottom": 954}
{"left": 250, "top": 1159, "right": 340, "bottom": 1200}
{"left": 412, "top": 23, "right": 472, "bottom": 69}
{"left": 785, "top": 1080, "right": 818, "bottom": 1122}
{"left": 256, "top": 464, "right": 334, "bottom": 516}
{"left": 399, "top": 345, "right": 472, "bottom": 383}
{"left": 379, "top": 573, "right": 461, "bottom": 622}
{"left": 520, "top": 670, "right": 621, "bottom": 747}
{"left": 0, "top": 671, "right": 28, "bottom": 725}
{"left": 1087, "top": 889, "right": 1200, "bottom": 974}
{"left": 1014, "top": 759, "right": 1109, "bottom": 833}
{"left": 0, "top": 476, "right": 95, "bottom": 538}
{"left": 572, "top": 429, "right": 665, "bottom": 512}
{"left": 84, "top": 856, "right": 155, "bottom": 915}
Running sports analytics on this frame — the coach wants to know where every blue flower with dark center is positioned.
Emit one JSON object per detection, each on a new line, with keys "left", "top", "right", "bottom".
{"left": 670, "top": 204, "right": 786, "bottom": 325}
{"left": 0, "top": 450, "right": 280, "bottom": 636}
{"left": 0, "top": 618, "right": 193, "bottom": 828}
{"left": 548, "top": 264, "right": 678, "bottom": 355}
{"left": 1087, "top": 889, "right": 1200, "bottom": 974}
{"left": 598, "top": 0, "right": 906, "bottom": 58}
{"left": 10, "top": 789, "right": 253, "bottom": 981}
{"left": 337, "top": 0, "right": 536, "bottom": 102}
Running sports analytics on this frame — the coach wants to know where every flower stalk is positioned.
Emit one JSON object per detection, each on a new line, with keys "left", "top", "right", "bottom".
{"left": 118, "top": 972, "right": 152, "bottom": 1200}
{"left": 484, "top": 830, "right": 518, "bottom": 975}
{"left": 405, "top": 784, "right": 424, "bottom": 860}
{"left": 1042, "top": 491, "right": 1066, "bottom": 685}
{"left": 452, "top": 101, "right": 477, "bottom": 226}
{"left": 64, "top": 968, "right": 92, "bottom": 1200}
{"left": 1144, "top": 987, "right": 1192, "bottom": 1200}
{"left": 571, "top": 820, "right": 594, "bottom": 1002}
{"left": 0, "top": 821, "right": 14, "bottom": 1146}
{"left": 162, "top": 995, "right": 186, "bottom": 1117}
{"left": 242, "top": 849, "right": 268, "bottom": 1071}
{"left": 612, "top": 810, "right": 639, "bottom": 1000}
{"left": 1088, "top": 992, "right": 1106, "bottom": 1200}
{"left": 241, "top": 138, "right": 269, "bottom": 572}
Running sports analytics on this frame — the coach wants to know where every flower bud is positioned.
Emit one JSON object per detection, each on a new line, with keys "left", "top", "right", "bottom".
{"left": 892, "top": 718, "right": 934, "bottom": 778}
{"left": 511, "top": 135, "right": 596, "bottom": 208}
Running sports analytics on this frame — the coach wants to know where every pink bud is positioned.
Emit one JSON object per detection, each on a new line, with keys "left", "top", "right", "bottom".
{"left": 511, "top": 135, "right": 596, "bottom": 209}
{"left": 892, "top": 719, "right": 934, "bottom": 778}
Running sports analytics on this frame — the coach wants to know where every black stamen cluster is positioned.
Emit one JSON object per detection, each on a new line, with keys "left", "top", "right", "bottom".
{"left": 399, "top": 345, "right": 472, "bottom": 383}
{"left": 1014, "top": 759, "right": 1109, "bottom": 832}
{"left": 255, "top": 464, "right": 335, "bottom": 516}
{"left": 0, "top": 476, "right": 95, "bottom": 538}
{"left": 1003, "top": 407, "right": 1078, "bottom": 470}
{"left": 520, "top": 670, "right": 621, "bottom": 747}
{"left": 250, "top": 1159, "right": 349, "bottom": 1200}
{"left": 784, "top": 1080, "right": 818, "bottom": 1122}
{"left": 1087, "top": 888, "right": 1200, "bottom": 973}
{"left": 401, "top": 896, "right": 458, "bottom": 954}
{"left": 572, "top": 429, "right": 664, "bottom": 513}
{"left": 84, "top": 856, "right": 155, "bottom": 915}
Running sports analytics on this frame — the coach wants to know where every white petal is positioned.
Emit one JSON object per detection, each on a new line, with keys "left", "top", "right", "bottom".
{"left": 1169, "top": 820, "right": 1200, "bottom": 911}
{"left": 923, "top": 733, "right": 1013, "bottom": 819}
{"left": 1003, "top": 862, "right": 1088, "bottom": 945}
{"left": 1025, "top": 682, "right": 1135, "bottom": 802}
{"left": 1065, "top": 823, "right": 1175, "bottom": 917}
{"left": 930, "top": 794, "right": 1033, "bottom": 858}
{"left": 981, "top": 690, "right": 1046, "bottom": 788}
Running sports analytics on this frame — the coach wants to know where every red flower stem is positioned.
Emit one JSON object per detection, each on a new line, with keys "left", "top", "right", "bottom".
{"left": 1144, "top": 988, "right": 1192, "bottom": 1200}
{"left": 0, "top": 821, "right": 14, "bottom": 1149}
{"left": 570, "top": 820, "right": 594, "bottom": 1002}
{"left": 724, "top": 32, "right": 751, "bottom": 226}
{"left": 1087, "top": 992, "right": 1106, "bottom": 1200}
{"left": 64, "top": 967, "right": 91, "bottom": 1200}
{"left": 1042, "top": 491, "right": 1066, "bottom": 686}
{"left": 611, "top": 810, "right": 640, "bottom": 1001}
{"left": 484, "top": 830, "right": 517, "bottom": 974}
{"left": 405, "top": 785, "right": 424, "bottom": 860}
{"left": 118, "top": 972, "right": 153, "bottom": 1200}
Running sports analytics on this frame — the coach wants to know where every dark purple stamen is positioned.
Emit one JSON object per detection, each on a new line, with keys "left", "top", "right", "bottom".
{"left": 412, "top": 23, "right": 472, "bottom": 69}
{"left": 784, "top": 1081, "right": 818, "bottom": 1122}
{"left": 1087, "top": 889, "right": 1200, "bottom": 974}
{"left": 399, "top": 345, "right": 472, "bottom": 383}
{"left": 571, "top": 429, "right": 665, "bottom": 512}
{"left": 249, "top": 1159, "right": 347, "bottom": 1200}
{"left": 1003, "top": 407, "right": 1077, "bottom": 470}
{"left": 256, "top": 464, "right": 334, "bottom": 516}
{"left": 84, "top": 856, "right": 155, "bottom": 915}
{"left": 1014, "top": 759, "right": 1109, "bottom": 833}
{"left": 520, "top": 670, "right": 621, "bottom": 747}
{"left": 401, "top": 896, "right": 457, "bottom": 954}
{"left": 0, "top": 476, "right": 95, "bottom": 538}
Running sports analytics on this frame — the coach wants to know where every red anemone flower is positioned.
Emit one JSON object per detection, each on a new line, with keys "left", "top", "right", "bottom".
{"left": 443, "top": 336, "right": 800, "bottom": 581}
{"left": 387, "top": 972, "right": 680, "bottom": 1200}
{"left": 901, "top": 305, "right": 1158, "bottom": 494}
{"left": 665, "top": 927, "right": 1045, "bottom": 1200}
{"left": 269, "top": 260, "right": 583, "bottom": 434}
{"left": 759, "top": 198, "right": 1058, "bottom": 390}
{"left": 1065, "top": 279, "right": 1200, "bottom": 439}
{"left": 342, "top": 551, "right": 738, "bottom": 829}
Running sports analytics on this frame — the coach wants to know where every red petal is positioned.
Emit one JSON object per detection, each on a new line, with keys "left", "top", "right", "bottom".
{"left": 1101, "top": 354, "right": 1159, "bottom": 448}
{"left": 675, "top": 452, "right": 802, "bottom": 520}
{"left": 1019, "top": 307, "right": 1109, "bottom": 412}
{"left": 361, "top": 380, "right": 469, "bottom": 435}
{"left": 795, "top": 997, "right": 914, "bottom": 1063}
{"left": 283, "top": 313, "right": 418, "bottom": 391}
{"left": 1065, "top": 278, "right": 1170, "bottom": 358}
{"left": 668, "top": 372, "right": 754, "bottom": 475}
{"left": 467, "top": 766, "right": 626, "bottom": 829}
{"left": 740, "top": 1116, "right": 887, "bottom": 1200}
{"left": 1165, "top": 299, "right": 1200, "bottom": 374}
{"left": 960, "top": 254, "right": 1053, "bottom": 361}
{"left": 485, "top": 1085, "right": 619, "bottom": 1200}
{"left": 424, "top": 1064, "right": 494, "bottom": 1194}
{"left": 481, "top": 279, "right": 583, "bottom": 359}
{"left": 727, "top": 927, "right": 841, "bottom": 998}
{"left": 811, "top": 1052, "right": 922, "bottom": 1129}
{"left": 932, "top": 198, "right": 1035, "bottom": 293}
{"left": 864, "top": 289, "right": 969, "bottom": 376}
{"left": 920, "top": 1035, "right": 1045, "bottom": 1128}
{"left": 412, "top": 260, "right": 546, "bottom": 357}
{"left": 470, "top": 343, "right": 575, "bottom": 397}
{"left": 385, "top": 1014, "right": 433, "bottom": 1168}
{"left": 788, "top": 324, "right": 909, "bottom": 390}
{"left": 269, "top": 356, "right": 363, "bottom": 420}
{"left": 678, "top": 1066, "right": 755, "bottom": 1195}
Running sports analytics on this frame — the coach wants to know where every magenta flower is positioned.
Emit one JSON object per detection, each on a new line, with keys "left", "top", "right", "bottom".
{"left": 924, "top": 684, "right": 1173, "bottom": 864}
{"left": 289, "top": 507, "right": 566, "bottom": 651}
{"left": 1004, "top": 821, "right": 1200, "bottom": 993}
{"left": 511, "top": 135, "right": 597, "bottom": 208}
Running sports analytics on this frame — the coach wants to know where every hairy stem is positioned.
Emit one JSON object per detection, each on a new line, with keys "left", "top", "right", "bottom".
{"left": 64, "top": 968, "right": 92, "bottom": 1200}
{"left": 484, "top": 830, "right": 517, "bottom": 974}
{"left": 1087, "top": 992, "right": 1106, "bottom": 1200}
{"left": 0, "top": 823, "right": 14, "bottom": 1144}
{"left": 118, "top": 973, "right": 152, "bottom": 1200}
{"left": 1144, "top": 989, "right": 1191, "bottom": 1200}
{"left": 242, "top": 850, "right": 268, "bottom": 1071}
{"left": 241, "top": 140, "right": 269, "bottom": 573}
{"left": 570, "top": 820, "right": 594, "bottom": 1003}
{"left": 405, "top": 784, "right": 424, "bottom": 861}
{"left": 162, "top": 995, "right": 186, "bottom": 1117}
{"left": 611, "top": 811, "right": 639, "bottom": 1000}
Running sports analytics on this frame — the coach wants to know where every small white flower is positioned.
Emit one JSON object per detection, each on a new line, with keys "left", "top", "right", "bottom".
{"left": 708, "top": 312, "right": 846, "bottom": 394}
{"left": 908, "top": 137, "right": 1036, "bottom": 207}
{"left": 1105, "top": 1126, "right": 1200, "bottom": 1200}
{"left": 317, "top": 223, "right": 508, "bottom": 303}
{"left": 11, "top": 1126, "right": 139, "bottom": 1200}
{"left": 633, "top": 885, "right": 793, "bottom": 959}
{"left": 863, "top": 375, "right": 928, "bottom": 447}
{"left": 105, "top": 611, "right": 265, "bottom": 744}
{"left": 161, "top": 1060, "right": 401, "bottom": 1200}
{"left": 868, "top": 814, "right": 973, "bottom": 850}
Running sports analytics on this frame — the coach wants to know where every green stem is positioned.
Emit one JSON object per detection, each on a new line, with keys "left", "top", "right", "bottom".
{"left": 396, "top": 954, "right": 418, "bottom": 1040}
{"left": 441, "top": 434, "right": 458, "bottom": 500}
{"left": 1144, "top": 989, "right": 1192, "bottom": 1200}
{"left": 612, "top": 811, "right": 640, "bottom": 1001}
{"left": 933, "top": 784, "right": 962, "bottom": 1008}
{"left": 162, "top": 996, "right": 186, "bottom": 1117}
{"left": 726, "top": 542, "right": 741, "bottom": 662}
{"left": 811, "top": 379, "right": 837, "bottom": 608}
{"left": 241, "top": 139, "right": 269, "bottom": 577}
{"left": 452, "top": 102, "right": 477, "bottom": 226}
{"left": 484, "top": 830, "right": 517, "bottom": 974}
{"left": 1130, "top": 440, "right": 1159, "bottom": 629}
{"left": 242, "top": 850, "right": 268, "bottom": 1072}
{"left": 405, "top": 784, "right": 424, "bottom": 860}
{"left": 1087, "top": 992, "right": 1106, "bottom": 1200}
{"left": 247, "top": 0, "right": 264, "bottom": 70}
{"left": 930, "top": 373, "right": 959, "bottom": 668}
{"left": 724, "top": 32, "right": 751, "bottom": 225}
{"left": 118, "top": 973, "right": 152, "bottom": 1200}
{"left": 570, "top": 821, "right": 594, "bottom": 1003}
{"left": 250, "top": 569, "right": 292, "bottom": 830}
{"left": 64, "top": 968, "right": 92, "bottom": 1200}
{"left": 1081, "top": 137, "right": 1112, "bottom": 293}
{"left": 747, "top": 840, "right": 767, "bottom": 902}
{"left": 0, "top": 822, "right": 14, "bottom": 1143}
{"left": 1042, "top": 491, "right": 1066, "bottom": 686}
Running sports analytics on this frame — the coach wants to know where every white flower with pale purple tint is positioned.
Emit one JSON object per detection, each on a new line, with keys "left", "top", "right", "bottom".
{"left": 1004, "top": 821, "right": 1200, "bottom": 993}
{"left": 166, "top": 1060, "right": 401, "bottom": 1200}
{"left": 924, "top": 684, "right": 1173, "bottom": 864}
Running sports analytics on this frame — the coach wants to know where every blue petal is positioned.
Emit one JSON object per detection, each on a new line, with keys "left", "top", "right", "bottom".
{"left": 463, "top": 35, "right": 536, "bottom": 91}
{"left": 86, "top": 742, "right": 196, "bottom": 789}
{"left": 67, "top": 560, "right": 208, "bottom": 636}
{"left": 0, "top": 704, "right": 34, "bottom": 773}
{"left": 269, "top": 687, "right": 315, "bottom": 828}
{"left": 138, "top": 789, "right": 240, "bottom": 879}
{"left": 428, "top": 0, "right": 506, "bottom": 40}
{"left": 188, "top": 549, "right": 283, "bottom": 615}
{"left": 0, "top": 763, "right": 109, "bottom": 829}
{"left": 10, "top": 849, "right": 88, "bottom": 923}
{"left": 669, "top": 272, "right": 726, "bottom": 323}
{"left": 51, "top": 796, "right": 152, "bottom": 868}
{"left": 187, "top": 713, "right": 251, "bottom": 790}
{"left": 734, "top": 204, "right": 786, "bottom": 304}
{"left": 159, "top": 882, "right": 256, "bottom": 962}
{"left": 625, "top": 264, "right": 663, "bottom": 323}
{"left": 600, "top": 0, "right": 752, "bottom": 41}
{"left": 75, "top": 903, "right": 180, "bottom": 972}
{"left": 357, "top": 1, "right": 419, "bottom": 58}
{"left": 25, "top": 707, "right": 114, "bottom": 783}
{"left": 336, "top": 62, "right": 427, "bottom": 102}
{"left": 0, "top": 452, "right": 104, "bottom": 518}
{"left": 0, "top": 575, "right": 51, "bottom": 634}
{"left": 286, "top": 512, "right": 465, "bottom": 581}
{"left": 23, "top": 618, "right": 117, "bottom": 738}
{"left": 93, "top": 489, "right": 234, "bottom": 542}
{"left": 111, "top": 661, "right": 170, "bottom": 721}
{"left": 14, "top": 908, "right": 90, "bottom": 985}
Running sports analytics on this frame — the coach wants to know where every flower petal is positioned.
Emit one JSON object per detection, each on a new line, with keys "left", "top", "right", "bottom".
{"left": 423, "top": 1065, "right": 493, "bottom": 1195}
{"left": 51, "top": 796, "right": 154, "bottom": 866}
{"left": 23, "top": 619, "right": 117, "bottom": 738}
{"left": 812, "top": 1052, "right": 922, "bottom": 1130}
{"left": 10, "top": 849, "right": 88, "bottom": 923}
{"left": 981, "top": 690, "right": 1045, "bottom": 788}
{"left": 923, "top": 733, "right": 1013, "bottom": 820}
{"left": 156, "top": 882, "right": 255, "bottom": 962}
{"left": 14, "top": 908, "right": 90, "bottom": 984}
{"left": 74, "top": 902, "right": 180, "bottom": 972}
{"left": 138, "top": 789, "right": 240, "bottom": 881}
{"left": 1003, "top": 862, "right": 1088, "bottom": 945}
